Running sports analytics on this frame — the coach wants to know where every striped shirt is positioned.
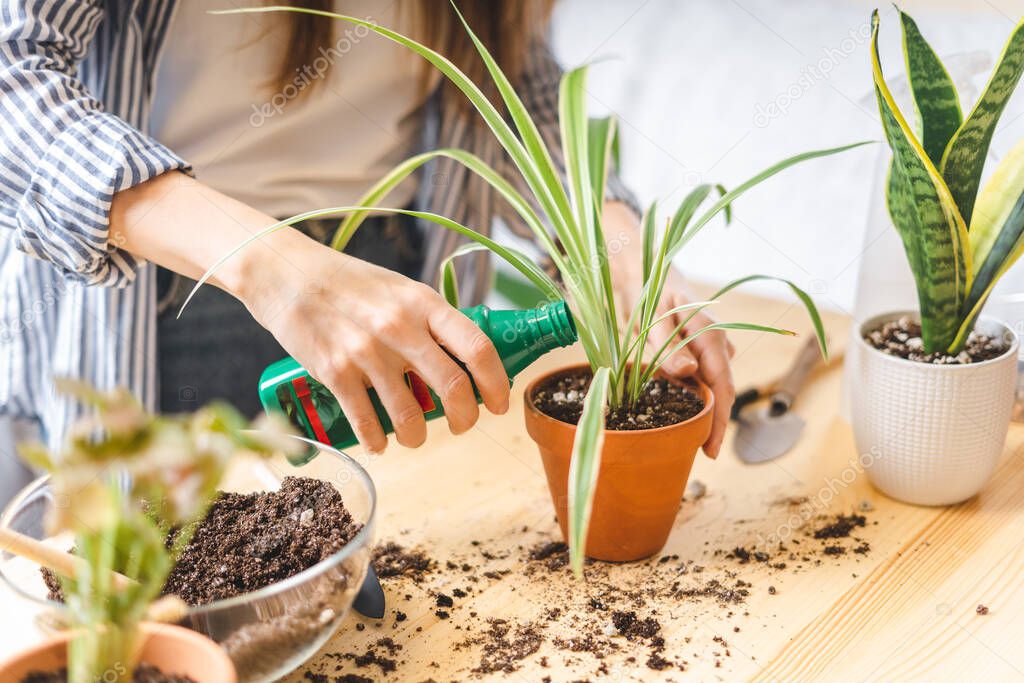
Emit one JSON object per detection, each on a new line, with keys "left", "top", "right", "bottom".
{"left": 0, "top": 0, "right": 636, "bottom": 449}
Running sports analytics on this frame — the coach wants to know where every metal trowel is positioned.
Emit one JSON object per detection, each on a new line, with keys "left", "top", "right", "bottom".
{"left": 731, "top": 336, "right": 825, "bottom": 464}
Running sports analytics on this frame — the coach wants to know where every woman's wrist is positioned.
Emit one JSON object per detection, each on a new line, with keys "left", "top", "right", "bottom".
{"left": 112, "top": 171, "right": 310, "bottom": 313}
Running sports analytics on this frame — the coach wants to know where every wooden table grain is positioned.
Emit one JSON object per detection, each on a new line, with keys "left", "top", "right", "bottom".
{"left": 3, "top": 289, "right": 1023, "bottom": 682}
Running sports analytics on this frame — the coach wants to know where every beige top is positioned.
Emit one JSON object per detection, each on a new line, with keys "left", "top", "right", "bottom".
{"left": 150, "top": 1, "right": 424, "bottom": 218}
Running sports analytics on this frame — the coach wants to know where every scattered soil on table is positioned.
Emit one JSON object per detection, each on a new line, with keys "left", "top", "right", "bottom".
{"left": 470, "top": 619, "right": 545, "bottom": 674}
{"left": 22, "top": 663, "right": 194, "bottom": 683}
{"left": 300, "top": 502, "right": 878, "bottom": 681}
{"left": 813, "top": 513, "right": 866, "bottom": 539}
{"left": 531, "top": 368, "right": 705, "bottom": 430}
{"left": 864, "top": 316, "right": 1007, "bottom": 364}
{"left": 371, "top": 542, "right": 433, "bottom": 580}
{"left": 43, "top": 477, "right": 362, "bottom": 606}
{"left": 977, "top": 604, "right": 990, "bottom": 615}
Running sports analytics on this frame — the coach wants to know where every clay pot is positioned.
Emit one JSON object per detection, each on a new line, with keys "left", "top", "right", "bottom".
{"left": 524, "top": 364, "right": 714, "bottom": 562}
{"left": 0, "top": 623, "right": 236, "bottom": 683}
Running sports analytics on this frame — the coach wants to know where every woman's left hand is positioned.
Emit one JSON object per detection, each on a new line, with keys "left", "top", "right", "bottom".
{"left": 605, "top": 202, "right": 736, "bottom": 459}
{"left": 643, "top": 270, "right": 736, "bottom": 459}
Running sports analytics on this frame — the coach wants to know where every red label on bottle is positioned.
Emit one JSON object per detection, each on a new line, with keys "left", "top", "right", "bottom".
{"left": 292, "top": 376, "right": 331, "bottom": 444}
{"left": 406, "top": 372, "right": 436, "bottom": 412}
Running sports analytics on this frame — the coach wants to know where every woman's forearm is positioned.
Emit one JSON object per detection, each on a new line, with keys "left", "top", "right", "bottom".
{"left": 110, "top": 170, "right": 510, "bottom": 452}
{"left": 110, "top": 170, "right": 308, "bottom": 317}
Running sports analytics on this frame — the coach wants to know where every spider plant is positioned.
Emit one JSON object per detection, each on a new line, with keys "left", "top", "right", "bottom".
{"left": 872, "top": 8, "right": 1024, "bottom": 352}
{"left": 195, "top": 4, "right": 865, "bottom": 575}
{"left": 18, "top": 380, "right": 297, "bottom": 683}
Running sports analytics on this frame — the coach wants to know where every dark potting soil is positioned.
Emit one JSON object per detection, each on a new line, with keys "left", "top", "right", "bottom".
{"left": 165, "top": 476, "right": 361, "bottom": 605}
{"left": 532, "top": 368, "right": 704, "bottom": 430}
{"left": 42, "top": 477, "right": 361, "bottom": 606}
{"left": 372, "top": 542, "right": 434, "bottom": 580}
{"left": 864, "top": 316, "right": 1007, "bottom": 364}
{"left": 813, "top": 513, "right": 866, "bottom": 539}
{"left": 304, "top": 505, "right": 878, "bottom": 679}
{"left": 21, "top": 663, "right": 194, "bottom": 683}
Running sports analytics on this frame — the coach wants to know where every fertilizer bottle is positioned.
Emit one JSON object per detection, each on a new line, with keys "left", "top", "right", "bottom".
{"left": 259, "top": 300, "right": 577, "bottom": 463}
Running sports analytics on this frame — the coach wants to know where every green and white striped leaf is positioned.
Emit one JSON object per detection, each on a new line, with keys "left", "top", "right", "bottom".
{"left": 872, "top": 10, "right": 970, "bottom": 351}
{"left": 709, "top": 274, "right": 828, "bottom": 360}
{"left": 675, "top": 142, "right": 873, "bottom": 257}
{"left": 641, "top": 322, "right": 796, "bottom": 388}
{"left": 899, "top": 10, "right": 962, "bottom": 166}
{"left": 329, "top": 148, "right": 561, "bottom": 263}
{"left": 181, "top": 206, "right": 562, "bottom": 317}
{"left": 940, "top": 15, "right": 1024, "bottom": 223}
{"left": 567, "top": 366, "right": 610, "bottom": 578}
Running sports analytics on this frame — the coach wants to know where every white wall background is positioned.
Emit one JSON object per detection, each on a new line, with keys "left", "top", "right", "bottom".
{"left": 548, "top": 0, "right": 1024, "bottom": 320}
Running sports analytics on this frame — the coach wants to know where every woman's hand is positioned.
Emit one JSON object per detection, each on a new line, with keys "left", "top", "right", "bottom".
{"left": 113, "top": 172, "right": 510, "bottom": 453}
{"left": 642, "top": 270, "right": 736, "bottom": 459}
{"left": 604, "top": 202, "right": 736, "bottom": 459}
{"left": 249, "top": 238, "right": 511, "bottom": 453}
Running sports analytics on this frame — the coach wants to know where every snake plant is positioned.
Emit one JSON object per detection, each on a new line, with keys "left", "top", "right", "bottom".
{"left": 872, "top": 8, "right": 1024, "bottom": 352}
{"left": 18, "top": 381, "right": 297, "bottom": 683}
{"left": 195, "top": 4, "right": 864, "bottom": 576}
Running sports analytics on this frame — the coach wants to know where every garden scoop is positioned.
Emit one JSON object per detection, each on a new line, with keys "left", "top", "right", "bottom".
{"left": 731, "top": 336, "right": 832, "bottom": 464}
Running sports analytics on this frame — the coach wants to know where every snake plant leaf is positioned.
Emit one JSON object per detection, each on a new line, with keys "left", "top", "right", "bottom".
{"left": 950, "top": 138, "right": 1024, "bottom": 348}
{"left": 872, "top": 10, "right": 970, "bottom": 352}
{"left": 567, "top": 365, "right": 610, "bottom": 578}
{"left": 899, "top": 9, "right": 962, "bottom": 166}
{"left": 940, "top": 15, "right": 1024, "bottom": 223}
{"left": 967, "top": 138, "right": 1024, "bottom": 296}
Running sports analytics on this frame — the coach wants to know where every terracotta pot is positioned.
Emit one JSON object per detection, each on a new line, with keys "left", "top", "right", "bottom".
{"left": 524, "top": 363, "right": 714, "bottom": 562}
{"left": 0, "top": 623, "right": 236, "bottom": 683}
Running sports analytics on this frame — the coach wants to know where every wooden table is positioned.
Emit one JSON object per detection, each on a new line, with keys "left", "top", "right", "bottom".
{"left": 4, "top": 290, "right": 1024, "bottom": 682}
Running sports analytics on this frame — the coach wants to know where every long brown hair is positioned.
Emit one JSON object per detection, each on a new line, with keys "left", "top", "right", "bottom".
{"left": 273, "top": 1, "right": 556, "bottom": 107}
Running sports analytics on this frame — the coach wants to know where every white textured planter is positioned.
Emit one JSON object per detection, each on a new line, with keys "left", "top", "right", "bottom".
{"left": 849, "top": 312, "right": 1018, "bottom": 506}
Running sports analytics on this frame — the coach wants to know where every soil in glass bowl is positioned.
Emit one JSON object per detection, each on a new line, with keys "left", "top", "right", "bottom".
{"left": 42, "top": 476, "right": 361, "bottom": 605}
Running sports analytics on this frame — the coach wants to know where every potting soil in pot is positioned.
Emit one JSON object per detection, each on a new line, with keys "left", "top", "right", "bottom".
{"left": 864, "top": 316, "right": 1007, "bottom": 365}
{"left": 532, "top": 369, "right": 705, "bottom": 429}
{"left": 21, "top": 663, "right": 194, "bottom": 683}
{"left": 43, "top": 476, "right": 361, "bottom": 604}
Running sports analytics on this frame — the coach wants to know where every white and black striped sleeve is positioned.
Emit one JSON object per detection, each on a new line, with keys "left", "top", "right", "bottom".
{"left": 0, "top": 0, "right": 190, "bottom": 288}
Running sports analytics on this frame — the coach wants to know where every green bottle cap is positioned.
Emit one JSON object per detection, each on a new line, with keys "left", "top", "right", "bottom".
{"left": 530, "top": 300, "right": 577, "bottom": 348}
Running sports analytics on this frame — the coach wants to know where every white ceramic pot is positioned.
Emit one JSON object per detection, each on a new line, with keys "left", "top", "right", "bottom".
{"left": 849, "top": 311, "right": 1019, "bottom": 506}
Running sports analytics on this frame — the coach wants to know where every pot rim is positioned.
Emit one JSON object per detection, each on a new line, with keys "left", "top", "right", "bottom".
{"left": 855, "top": 310, "right": 1019, "bottom": 370}
{"left": 0, "top": 435, "right": 377, "bottom": 616}
{"left": 523, "top": 362, "right": 715, "bottom": 436}
{"left": 0, "top": 622, "right": 235, "bottom": 680}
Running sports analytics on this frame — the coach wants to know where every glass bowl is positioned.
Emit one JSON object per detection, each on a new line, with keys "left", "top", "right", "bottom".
{"left": 0, "top": 436, "right": 376, "bottom": 683}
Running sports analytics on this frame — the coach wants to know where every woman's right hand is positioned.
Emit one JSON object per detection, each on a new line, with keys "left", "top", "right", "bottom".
{"left": 242, "top": 233, "right": 511, "bottom": 453}
{"left": 112, "top": 172, "right": 510, "bottom": 454}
